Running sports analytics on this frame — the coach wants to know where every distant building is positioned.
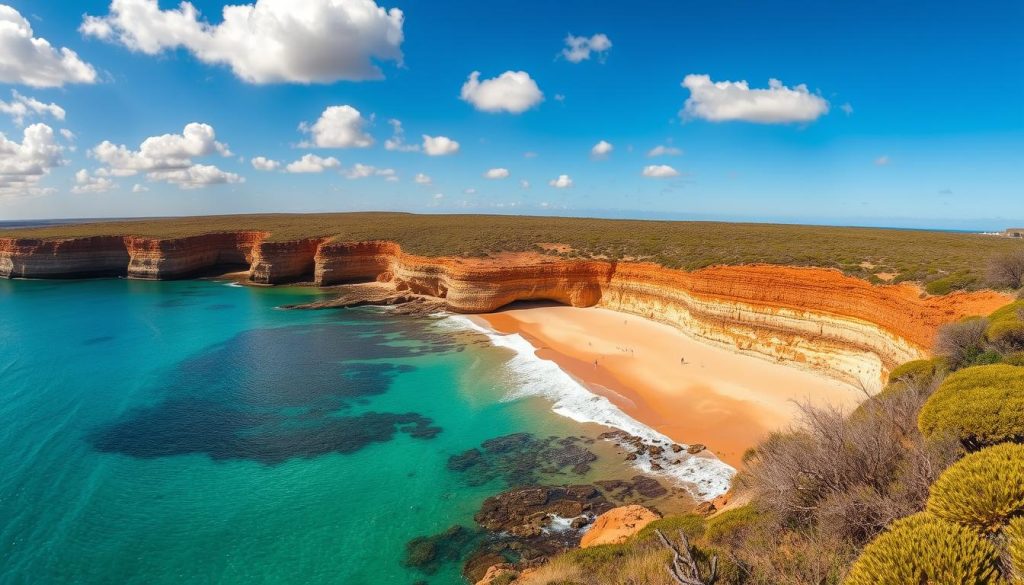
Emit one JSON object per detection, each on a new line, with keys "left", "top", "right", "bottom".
{"left": 1007, "top": 228, "right": 1024, "bottom": 238}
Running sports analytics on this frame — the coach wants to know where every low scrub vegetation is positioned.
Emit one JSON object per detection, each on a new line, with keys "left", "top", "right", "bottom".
{"left": 917, "top": 365, "right": 1024, "bottom": 449}
{"left": 988, "top": 248, "right": 1024, "bottom": 290}
{"left": 843, "top": 513, "right": 1003, "bottom": 585}
{"left": 926, "top": 443, "right": 1024, "bottom": 532}
{"left": 2, "top": 212, "right": 1023, "bottom": 290}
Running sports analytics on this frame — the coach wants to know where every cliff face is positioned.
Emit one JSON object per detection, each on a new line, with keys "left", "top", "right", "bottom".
{"left": 250, "top": 238, "right": 325, "bottom": 284}
{"left": 125, "top": 232, "right": 265, "bottom": 279}
{"left": 0, "top": 234, "right": 1009, "bottom": 390}
{"left": 0, "top": 236, "right": 129, "bottom": 278}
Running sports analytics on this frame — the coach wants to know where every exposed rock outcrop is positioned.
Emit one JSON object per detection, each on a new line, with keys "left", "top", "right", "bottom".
{"left": 125, "top": 232, "right": 264, "bottom": 279}
{"left": 250, "top": 238, "right": 325, "bottom": 284}
{"left": 579, "top": 504, "right": 661, "bottom": 548}
{"left": 0, "top": 236, "right": 129, "bottom": 278}
{"left": 0, "top": 234, "right": 1010, "bottom": 390}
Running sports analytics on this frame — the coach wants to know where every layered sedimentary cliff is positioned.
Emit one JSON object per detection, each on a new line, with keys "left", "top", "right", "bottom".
{"left": 0, "top": 234, "right": 1009, "bottom": 390}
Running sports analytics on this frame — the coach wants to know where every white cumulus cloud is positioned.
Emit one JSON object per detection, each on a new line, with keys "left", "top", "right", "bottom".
{"left": 72, "top": 169, "right": 116, "bottom": 194}
{"left": 422, "top": 135, "right": 459, "bottom": 156}
{"left": 147, "top": 164, "right": 244, "bottom": 189}
{"left": 344, "top": 163, "right": 395, "bottom": 179}
{"left": 285, "top": 153, "right": 340, "bottom": 173}
{"left": 300, "top": 105, "right": 373, "bottom": 148}
{"left": 251, "top": 156, "right": 280, "bottom": 171}
{"left": 0, "top": 91, "right": 65, "bottom": 126}
{"left": 414, "top": 172, "right": 431, "bottom": 185}
{"left": 647, "top": 145, "right": 682, "bottom": 157}
{"left": 81, "top": 0, "right": 404, "bottom": 84}
{"left": 0, "top": 123, "right": 66, "bottom": 197}
{"left": 0, "top": 5, "right": 97, "bottom": 87}
{"left": 132, "top": 183, "right": 149, "bottom": 193}
{"left": 590, "top": 140, "right": 613, "bottom": 159}
{"left": 88, "top": 123, "right": 240, "bottom": 189}
{"left": 561, "top": 33, "right": 611, "bottom": 63}
{"left": 642, "top": 164, "right": 680, "bottom": 178}
{"left": 92, "top": 122, "right": 231, "bottom": 172}
{"left": 383, "top": 118, "right": 419, "bottom": 152}
{"left": 548, "top": 174, "right": 572, "bottom": 188}
{"left": 483, "top": 167, "right": 510, "bottom": 179}
{"left": 680, "top": 74, "right": 829, "bottom": 124}
{"left": 460, "top": 71, "right": 543, "bottom": 114}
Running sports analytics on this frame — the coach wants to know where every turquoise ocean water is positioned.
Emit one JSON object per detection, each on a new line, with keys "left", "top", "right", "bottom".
{"left": 0, "top": 278, "right": 658, "bottom": 585}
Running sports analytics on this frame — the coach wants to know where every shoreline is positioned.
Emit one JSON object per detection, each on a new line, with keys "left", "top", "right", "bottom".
{"left": 473, "top": 304, "right": 866, "bottom": 468}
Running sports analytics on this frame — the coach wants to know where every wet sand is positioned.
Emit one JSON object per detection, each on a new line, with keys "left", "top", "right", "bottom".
{"left": 476, "top": 305, "right": 865, "bottom": 467}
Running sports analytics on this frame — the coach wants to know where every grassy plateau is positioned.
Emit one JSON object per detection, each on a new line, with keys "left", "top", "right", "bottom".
{"left": 2, "top": 212, "right": 1022, "bottom": 289}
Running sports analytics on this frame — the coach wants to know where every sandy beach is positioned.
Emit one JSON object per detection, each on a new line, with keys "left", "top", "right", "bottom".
{"left": 477, "top": 304, "right": 865, "bottom": 467}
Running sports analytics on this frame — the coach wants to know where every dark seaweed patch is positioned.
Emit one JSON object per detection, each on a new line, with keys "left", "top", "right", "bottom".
{"left": 89, "top": 318, "right": 450, "bottom": 463}
{"left": 447, "top": 433, "right": 598, "bottom": 487}
{"left": 91, "top": 403, "right": 440, "bottom": 464}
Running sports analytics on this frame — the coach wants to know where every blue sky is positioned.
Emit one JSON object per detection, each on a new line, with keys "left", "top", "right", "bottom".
{"left": 0, "top": 0, "right": 1021, "bottom": 229}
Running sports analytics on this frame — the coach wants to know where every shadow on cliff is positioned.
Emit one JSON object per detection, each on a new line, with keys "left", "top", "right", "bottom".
{"left": 88, "top": 312, "right": 453, "bottom": 464}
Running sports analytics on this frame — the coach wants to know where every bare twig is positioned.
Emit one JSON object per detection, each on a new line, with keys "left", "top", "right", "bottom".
{"left": 655, "top": 528, "right": 717, "bottom": 585}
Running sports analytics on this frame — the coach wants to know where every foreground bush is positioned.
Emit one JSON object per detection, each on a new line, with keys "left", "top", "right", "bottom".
{"left": 748, "top": 389, "right": 960, "bottom": 546}
{"left": 888, "top": 358, "right": 945, "bottom": 384}
{"left": 927, "top": 443, "right": 1024, "bottom": 533}
{"left": 988, "top": 248, "right": 1024, "bottom": 290}
{"left": 918, "top": 365, "right": 1024, "bottom": 448}
{"left": 843, "top": 513, "right": 1003, "bottom": 585}
{"left": 934, "top": 317, "right": 992, "bottom": 369}
{"left": 988, "top": 301, "right": 1024, "bottom": 353}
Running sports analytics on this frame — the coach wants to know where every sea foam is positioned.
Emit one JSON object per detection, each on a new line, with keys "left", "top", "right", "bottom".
{"left": 444, "top": 315, "right": 735, "bottom": 499}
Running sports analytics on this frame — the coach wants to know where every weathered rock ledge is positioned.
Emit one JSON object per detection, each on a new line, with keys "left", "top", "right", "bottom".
{"left": 0, "top": 234, "right": 1010, "bottom": 390}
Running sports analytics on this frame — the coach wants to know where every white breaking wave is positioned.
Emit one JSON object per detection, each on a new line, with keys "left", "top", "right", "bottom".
{"left": 444, "top": 315, "right": 736, "bottom": 499}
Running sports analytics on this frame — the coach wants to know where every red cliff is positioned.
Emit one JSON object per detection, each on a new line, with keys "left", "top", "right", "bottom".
{"left": 0, "top": 234, "right": 1010, "bottom": 390}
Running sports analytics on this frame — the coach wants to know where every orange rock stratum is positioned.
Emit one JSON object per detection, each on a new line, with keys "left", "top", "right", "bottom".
{"left": 0, "top": 234, "right": 1010, "bottom": 391}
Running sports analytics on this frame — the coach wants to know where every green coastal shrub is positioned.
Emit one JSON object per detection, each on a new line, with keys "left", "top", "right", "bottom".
{"left": 988, "top": 301, "right": 1024, "bottom": 353}
{"left": 934, "top": 316, "right": 991, "bottom": 370}
{"left": 889, "top": 358, "right": 943, "bottom": 382}
{"left": 843, "top": 513, "right": 1003, "bottom": 585}
{"left": 927, "top": 443, "right": 1024, "bottom": 532}
{"left": 925, "top": 272, "right": 978, "bottom": 295}
{"left": 704, "top": 505, "right": 763, "bottom": 546}
{"left": 633, "top": 514, "right": 705, "bottom": 543}
{"left": 918, "top": 364, "right": 1024, "bottom": 448}
{"left": 1006, "top": 516, "right": 1024, "bottom": 584}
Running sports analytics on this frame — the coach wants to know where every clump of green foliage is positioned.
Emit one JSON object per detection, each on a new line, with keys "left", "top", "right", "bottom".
{"left": 843, "top": 513, "right": 1003, "bottom": 585}
{"left": 889, "top": 358, "right": 945, "bottom": 383}
{"left": 925, "top": 271, "right": 978, "bottom": 295}
{"left": 927, "top": 443, "right": 1024, "bottom": 532}
{"left": 703, "top": 505, "right": 763, "bottom": 546}
{"left": 918, "top": 365, "right": 1024, "bottom": 448}
{"left": 988, "top": 301, "right": 1024, "bottom": 353}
